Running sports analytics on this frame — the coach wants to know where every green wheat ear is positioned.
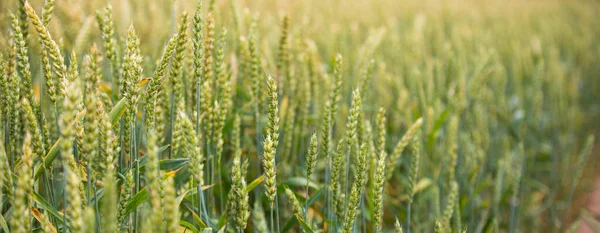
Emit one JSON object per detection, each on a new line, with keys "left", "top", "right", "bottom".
{"left": 145, "top": 35, "right": 177, "bottom": 128}
{"left": 25, "top": 1, "right": 68, "bottom": 104}
{"left": 21, "top": 99, "right": 43, "bottom": 159}
{"left": 163, "top": 176, "right": 180, "bottom": 233}
{"left": 441, "top": 181, "right": 459, "bottom": 230}
{"left": 146, "top": 129, "right": 162, "bottom": 222}
{"left": 372, "top": 149, "right": 387, "bottom": 232}
{"left": 11, "top": 132, "right": 33, "bottom": 233}
{"left": 341, "top": 143, "right": 369, "bottom": 233}
{"left": 332, "top": 137, "right": 346, "bottom": 219}
{"left": 387, "top": 118, "right": 423, "bottom": 180}
{"left": 407, "top": 130, "right": 421, "bottom": 204}
{"left": 229, "top": 125, "right": 250, "bottom": 231}
{"left": 100, "top": 115, "right": 118, "bottom": 233}
{"left": 10, "top": 14, "right": 33, "bottom": 106}
{"left": 262, "top": 135, "right": 277, "bottom": 206}
{"left": 395, "top": 217, "right": 403, "bottom": 233}
{"left": 171, "top": 12, "right": 188, "bottom": 108}
{"left": 97, "top": 4, "right": 120, "bottom": 97}
{"left": 266, "top": 75, "right": 280, "bottom": 149}
{"left": 306, "top": 133, "right": 318, "bottom": 182}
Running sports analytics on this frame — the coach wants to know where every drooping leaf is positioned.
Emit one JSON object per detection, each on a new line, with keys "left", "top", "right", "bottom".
{"left": 179, "top": 220, "right": 200, "bottom": 233}
{"left": 246, "top": 175, "right": 264, "bottom": 193}
{"left": 297, "top": 187, "right": 324, "bottom": 208}
{"left": 30, "top": 206, "right": 58, "bottom": 233}
{"left": 31, "top": 192, "right": 66, "bottom": 226}
{"left": 137, "top": 157, "right": 187, "bottom": 174}
{"left": 282, "top": 177, "right": 319, "bottom": 190}
{"left": 183, "top": 204, "right": 207, "bottom": 228}
{"left": 217, "top": 213, "right": 228, "bottom": 229}
{"left": 109, "top": 97, "right": 128, "bottom": 128}
{"left": 426, "top": 108, "right": 449, "bottom": 150}
{"left": 160, "top": 158, "right": 189, "bottom": 171}
{"left": 0, "top": 212, "right": 9, "bottom": 233}
{"left": 281, "top": 216, "right": 299, "bottom": 233}
{"left": 296, "top": 214, "right": 315, "bottom": 233}
{"left": 281, "top": 214, "right": 315, "bottom": 233}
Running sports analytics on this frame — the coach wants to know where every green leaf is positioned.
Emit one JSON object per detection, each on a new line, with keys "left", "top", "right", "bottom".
{"left": 217, "top": 213, "right": 228, "bottom": 229}
{"left": 0, "top": 212, "right": 9, "bottom": 233}
{"left": 413, "top": 178, "right": 432, "bottom": 194}
{"left": 201, "top": 228, "right": 213, "bottom": 233}
{"left": 124, "top": 187, "right": 149, "bottom": 217}
{"left": 296, "top": 215, "right": 315, "bottom": 233}
{"left": 246, "top": 175, "right": 264, "bottom": 193}
{"left": 37, "top": 140, "right": 59, "bottom": 179}
{"left": 137, "top": 157, "right": 188, "bottom": 173}
{"left": 281, "top": 216, "right": 299, "bottom": 233}
{"left": 160, "top": 158, "right": 189, "bottom": 171}
{"left": 179, "top": 220, "right": 200, "bottom": 233}
{"left": 293, "top": 187, "right": 323, "bottom": 207}
{"left": 183, "top": 204, "right": 207, "bottom": 228}
{"left": 31, "top": 191, "right": 66, "bottom": 225}
{"left": 31, "top": 206, "right": 58, "bottom": 233}
{"left": 176, "top": 188, "right": 196, "bottom": 206}
{"left": 426, "top": 108, "right": 449, "bottom": 149}
{"left": 109, "top": 97, "right": 128, "bottom": 128}
{"left": 282, "top": 177, "right": 319, "bottom": 190}
{"left": 281, "top": 215, "right": 315, "bottom": 233}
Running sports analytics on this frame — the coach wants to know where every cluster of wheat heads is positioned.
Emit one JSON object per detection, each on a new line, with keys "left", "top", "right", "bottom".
{"left": 0, "top": 0, "right": 599, "bottom": 232}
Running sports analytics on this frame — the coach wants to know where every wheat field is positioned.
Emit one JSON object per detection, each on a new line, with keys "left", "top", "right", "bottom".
{"left": 0, "top": 0, "right": 599, "bottom": 232}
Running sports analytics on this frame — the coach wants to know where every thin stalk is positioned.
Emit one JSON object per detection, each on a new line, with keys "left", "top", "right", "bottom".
{"left": 325, "top": 154, "right": 332, "bottom": 232}
{"left": 197, "top": 184, "right": 210, "bottom": 225}
{"left": 210, "top": 128, "right": 217, "bottom": 212}
{"left": 134, "top": 161, "right": 140, "bottom": 231}
{"left": 31, "top": 155, "right": 35, "bottom": 233}
{"left": 195, "top": 65, "right": 202, "bottom": 230}
{"left": 218, "top": 152, "right": 225, "bottom": 212}
{"left": 62, "top": 150, "right": 67, "bottom": 233}
{"left": 93, "top": 179, "right": 100, "bottom": 233}
{"left": 324, "top": 125, "right": 333, "bottom": 232}
{"left": 361, "top": 193, "right": 366, "bottom": 233}
{"left": 126, "top": 120, "right": 138, "bottom": 231}
{"left": 253, "top": 101, "right": 262, "bottom": 201}
{"left": 139, "top": 112, "right": 145, "bottom": 156}
{"left": 406, "top": 202, "right": 411, "bottom": 233}
{"left": 509, "top": 153, "right": 525, "bottom": 233}
{"left": 276, "top": 195, "right": 281, "bottom": 232}
{"left": 206, "top": 139, "right": 214, "bottom": 216}
{"left": 305, "top": 173, "right": 310, "bottom": 220}
{"left": 270, "top": 205, "right": 275, "bottom": 233}
{"left": 509, "top": 199, "right": 517, "bottom": 233}
{"left": 42, "top": 171, "right": 56, "bottom": 220}
{"left": 119, "top": 120, "right": 124, "bottom": 173}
